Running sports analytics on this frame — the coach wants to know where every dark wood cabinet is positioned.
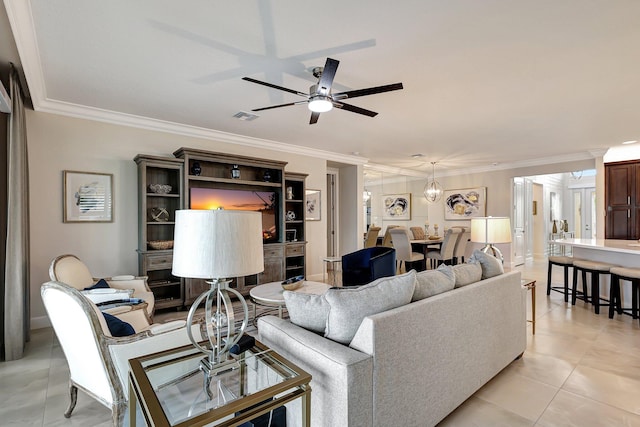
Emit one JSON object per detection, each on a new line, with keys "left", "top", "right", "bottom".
{"left": 134, "top": 155, "right": 185, "bottom": 309}
{"left": 136, "top": 149, "right": 308, "bottom": 307}
{"left": 284, "top": 172, "right": 307, "bottom": 279}
{"left": 605, "top": 161, "right": 640, "bottom": 239}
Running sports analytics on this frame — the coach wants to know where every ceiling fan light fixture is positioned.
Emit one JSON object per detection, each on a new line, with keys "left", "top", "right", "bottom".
{"left": 308, "top": 96, "right": 333, "bottom": 113}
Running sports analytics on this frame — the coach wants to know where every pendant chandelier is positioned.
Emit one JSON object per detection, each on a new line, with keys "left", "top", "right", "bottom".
{"left": 424, "top": 161, "right": 443, "bottom": 203}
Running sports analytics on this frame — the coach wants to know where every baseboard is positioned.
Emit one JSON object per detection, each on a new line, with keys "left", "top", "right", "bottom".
{"left": 31, "top": 315, "right": 51, "bottom": 330}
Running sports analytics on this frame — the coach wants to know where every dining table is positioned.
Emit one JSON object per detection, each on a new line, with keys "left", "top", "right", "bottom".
{"left": 411, "top": 237, "right": 444, "bottom": 257}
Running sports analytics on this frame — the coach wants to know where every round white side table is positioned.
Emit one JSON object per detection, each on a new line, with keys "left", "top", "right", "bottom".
{"left": 250, "top": 280, "right": 331, "bottom": 320}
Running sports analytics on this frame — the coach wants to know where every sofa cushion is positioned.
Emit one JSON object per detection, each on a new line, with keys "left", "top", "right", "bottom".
{"left": 283, "top": 291, "right": 330, "bottom": 334}
{"left": 452, "top": 262, "right": 483, "bottom": 287}
{"left": 413, "top": 264, "right": 455, "bottom": 301}
{"left": 469, "top": 250, "right": 504, "bottom": 279}
{"left": 324, "top": 271, "right": 416, "bottom": 344}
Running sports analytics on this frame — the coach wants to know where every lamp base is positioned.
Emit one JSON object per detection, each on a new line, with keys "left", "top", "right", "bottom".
{"left": 481, "top": 244, "right": 504, "bottom": 263}
{"left": 185, "top": 278, "right": 249, "bottom": 399}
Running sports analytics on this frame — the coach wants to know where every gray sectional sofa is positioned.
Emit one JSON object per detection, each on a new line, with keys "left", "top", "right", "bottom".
{"left": 258, "top": 255, "right": 527, "bottom": 427}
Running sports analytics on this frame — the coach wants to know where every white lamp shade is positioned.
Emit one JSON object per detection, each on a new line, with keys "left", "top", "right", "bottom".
{"left": 470, "top": 217, "right": 512, "bottom": 244}
{"left": 172, "top": 210, "right": 264, "bottom": 279}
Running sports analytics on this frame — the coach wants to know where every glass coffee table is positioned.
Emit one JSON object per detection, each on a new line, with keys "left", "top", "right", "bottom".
{"left": 128, "top": 340, "right": 311, "bottom": 426}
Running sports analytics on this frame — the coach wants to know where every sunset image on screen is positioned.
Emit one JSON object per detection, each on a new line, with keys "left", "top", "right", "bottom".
{"left": 190, "top": 188, "right": 277, "bottom": 241}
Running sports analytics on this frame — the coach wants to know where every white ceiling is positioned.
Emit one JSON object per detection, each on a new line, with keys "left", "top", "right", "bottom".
{"left": 4, "top": 0, "right": 640, "bottom": 174}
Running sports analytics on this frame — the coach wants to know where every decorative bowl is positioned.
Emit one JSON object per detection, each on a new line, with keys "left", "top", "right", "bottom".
{"left": 148, "top": 184, "right": 172, "bottom": 194}
{"left": 281, "top": 275, "right": 304, "bottom": 291}
{"left": 428, "top": 235, "right": 441, "bottom": 240}
{"left": 148, "top": 240, "right": 174, "bottom": 250}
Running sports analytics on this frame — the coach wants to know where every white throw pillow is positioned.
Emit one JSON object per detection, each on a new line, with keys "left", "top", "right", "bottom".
{"left": 469, "top": 250, "right": 504, "bottom": 279}
{"left": 413, "top": 264, "right": 455, "bottom": 301}
{"left": 324, "top": 271, "right": 416, "bottom": 344}
{"left": 283, "top": 291, "right": 330, "bottom": 334}
{"left": 452, "top": 262, "right": 483, "bottom": 287}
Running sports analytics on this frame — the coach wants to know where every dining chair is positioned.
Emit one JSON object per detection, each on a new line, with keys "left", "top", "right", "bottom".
{"left": 410, "top": 226, "right": 426, "bottom": 240}
{"left": 381, "top": 225, "right": 400, "bottom": 247}
{"left": 426, "top": 228, "right": 462, "bottom": 269}
{"left": 364, "top": 226, "right": 381, "bottom": 248}
{"left": 451, "top": 226, "right": 471, "bottom": 265}
{"left": 389, "top": 227, "right": 425, "bottom": 272}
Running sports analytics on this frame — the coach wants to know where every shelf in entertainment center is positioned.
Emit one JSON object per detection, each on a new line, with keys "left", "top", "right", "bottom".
{"left": 188, "top": 175, "right": 282, "bottom": 187}
{"left": 286, "top": 220, "right": 304, "bottom": 224}
{"left": 146, "top": 221, "right": 175, "bottom": 225}
{"left": 145, "top": 193, "right": 181, "bottom": 198}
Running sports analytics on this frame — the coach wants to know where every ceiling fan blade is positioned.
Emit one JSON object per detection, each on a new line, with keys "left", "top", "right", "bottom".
{"left": 242, "top": 77, "right": 308, "bottom": 97}
{"left": 317, "top": 58, "right": 339, "bottom": 95}
{"left": 309, "top": 111, "right": 321, "bottom": 124}
{"left": 332, "top": 82, "right": 403, "bottom": 100}
{"left": 251, "top": 101, "right": 307, "bottom": 112}
{"left": 333, "top": 101, "right": 378, "bottom": 117}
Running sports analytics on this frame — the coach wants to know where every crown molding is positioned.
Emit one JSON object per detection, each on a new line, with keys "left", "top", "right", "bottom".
{"left": 367, "top": 150, "right": 600, "bottom": 179}
{"left": 36, "top": 98, "right": 369, "bottom": 165}
{"left": 4, "top": 0, "right": 45, "bottom": 106}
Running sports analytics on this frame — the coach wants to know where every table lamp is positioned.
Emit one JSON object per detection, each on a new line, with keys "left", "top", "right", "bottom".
{"left": 470, "top": 216, "right": 512, "bottom": 262}
{"left": 172, "top": 209, "right": 264, "bottom": 377}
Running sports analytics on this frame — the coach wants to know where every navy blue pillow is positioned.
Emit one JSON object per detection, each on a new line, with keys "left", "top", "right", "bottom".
{"left": 84, "top": 278, "right": 110, "bottom": 291}
{"left": 102, "top": 312, "right": 135, "bottom": 337}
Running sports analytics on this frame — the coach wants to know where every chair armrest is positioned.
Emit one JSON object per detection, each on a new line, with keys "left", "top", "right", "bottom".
{"left": 147, "top": 320, "right": 186, "bottom": 335}
{"left": 105, "top": 322, "right": 203, "bottom": 393}
{"left": 97, "top": 276, "right": 151, "bottom": 293}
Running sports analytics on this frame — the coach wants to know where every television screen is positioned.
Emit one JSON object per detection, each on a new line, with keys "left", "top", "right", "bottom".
{"left": 190, "top": 188, "right": 278, "bottom": 242}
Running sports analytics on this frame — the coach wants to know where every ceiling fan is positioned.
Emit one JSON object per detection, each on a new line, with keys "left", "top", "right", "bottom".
{"left": 242, "top": 57, "right": 403, "bottom": 124}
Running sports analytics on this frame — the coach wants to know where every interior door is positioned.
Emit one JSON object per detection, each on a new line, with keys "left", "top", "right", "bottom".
{"left": 512, "top": 178, "right": 525, "bottom": 266}
{"left": 572, "top": 188, "right": 596, "bottom": 239}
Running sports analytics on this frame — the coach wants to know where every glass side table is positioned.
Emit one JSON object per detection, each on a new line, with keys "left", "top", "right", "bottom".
{"left": 129, "top": 340, "right": 311, "bottom": 426}
{"left": 522, "top": 278, "right": 536, "bottom": 335}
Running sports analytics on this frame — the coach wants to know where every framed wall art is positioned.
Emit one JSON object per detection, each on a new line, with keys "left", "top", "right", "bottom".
{"left": 305, "top": 189, "right": 321, "bottom": 221}
{"left": 382, "top": 193, "right": 411, "bottom": 220}
{"left": 63, "top": 170, "right": 113, "bottom": 223}
{"left": 444, "top": 187, "right": 486, "bottom": 220}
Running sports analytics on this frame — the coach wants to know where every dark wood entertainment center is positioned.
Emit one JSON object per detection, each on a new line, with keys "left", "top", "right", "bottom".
{"left": 135, "top": 148, "right": 307, "bottom": 310}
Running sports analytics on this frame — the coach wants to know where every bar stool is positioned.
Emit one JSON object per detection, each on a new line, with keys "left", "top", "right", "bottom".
{"left": 609, "top": 267, "right": 640, "bottom": 324}
{"left": 572, "top": 260, "right": 617, "bottom": 314}
{"left": 547, "top": 256, "right": 577, "bottom": 303}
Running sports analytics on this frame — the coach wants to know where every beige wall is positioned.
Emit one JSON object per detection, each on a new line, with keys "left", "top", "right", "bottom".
{"left": 27, "top": 110, "right": 329, "bottom": 327}
{"left": 367, "top": 159, "right": 596, "bottom": 264}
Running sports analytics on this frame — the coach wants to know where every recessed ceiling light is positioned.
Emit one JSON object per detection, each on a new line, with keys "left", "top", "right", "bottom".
{"left": 351, "top": 151, "right": 360, "bottom": 156}
{"left": 622, "top": 140, "right": 637, "bottom": 145}
{"left": 411, "top": 154, "right": 424, "bottom": 158}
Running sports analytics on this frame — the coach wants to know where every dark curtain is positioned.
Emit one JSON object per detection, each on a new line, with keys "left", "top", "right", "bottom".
{"left": 3, "top": 63, "right": 29, "bottom": 360}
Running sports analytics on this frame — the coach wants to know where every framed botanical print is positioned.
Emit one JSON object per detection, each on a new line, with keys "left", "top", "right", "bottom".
{"left": 305, "top": 189, "right": 321, "bottom": 221}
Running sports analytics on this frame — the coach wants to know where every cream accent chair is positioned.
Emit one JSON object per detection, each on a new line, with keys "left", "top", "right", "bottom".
{"left": 389, "top": 227, "right": 425, "bottom": 272}
{"left": 364, "top": 226, "right": 381, "bottom": 248}
{"left": 426, "top": 228, "right": 462, "bottom": 269}
{"left": 41, "top": 281, "right": 201, "bottom": 426}
{"left": 49, "top": 254, "right": 155, "bottom": 331}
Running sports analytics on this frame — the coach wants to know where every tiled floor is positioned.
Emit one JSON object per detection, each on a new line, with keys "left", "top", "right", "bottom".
{"left": 1, "top": 256, "right": 639, "bottom": 426}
